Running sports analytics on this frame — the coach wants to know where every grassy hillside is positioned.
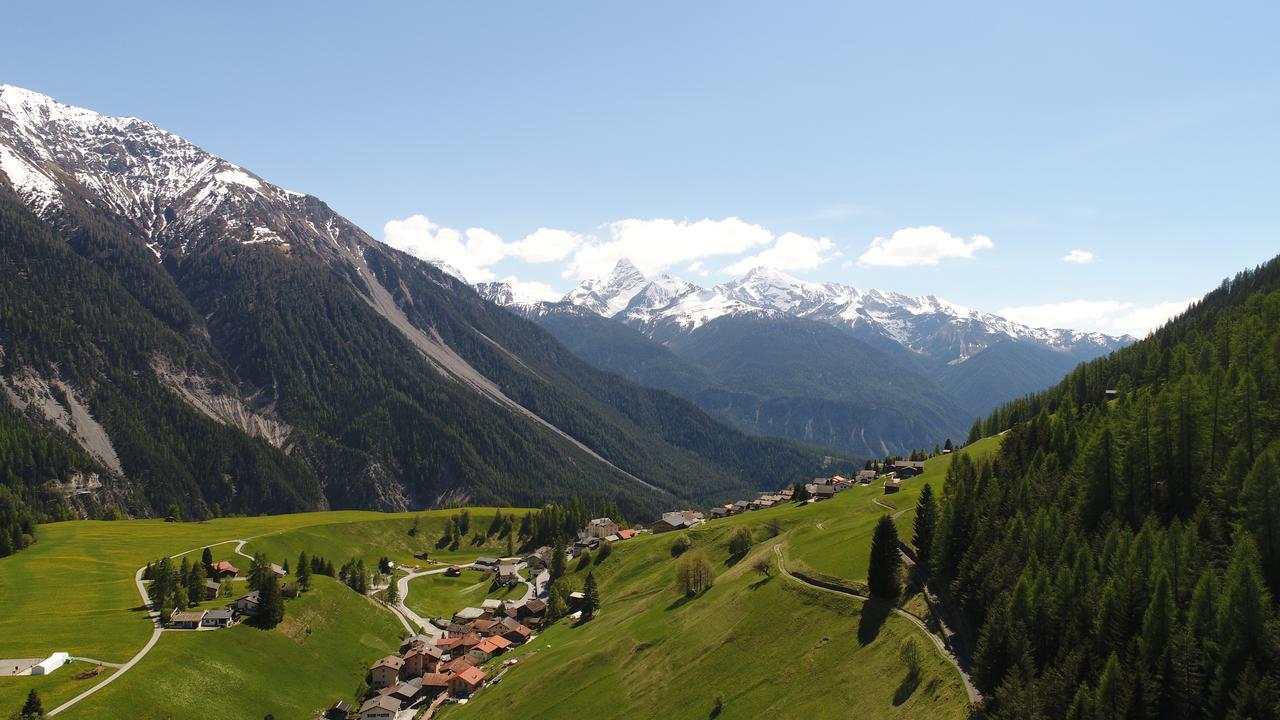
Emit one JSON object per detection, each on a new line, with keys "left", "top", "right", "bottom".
{"left": 0, "top": 508, "right": 517, "bottom": 664}
{"left": 404, "top": 569, "right": 525, "bottom": 621}
{"left": 56, "top": 578, "right": 402, "bottom": 720}
{"left": 0, "top": 443, "right": 1000, "bottom": 719}
{"left": 441, "top": 442, "right": 1001, "bottom": 720}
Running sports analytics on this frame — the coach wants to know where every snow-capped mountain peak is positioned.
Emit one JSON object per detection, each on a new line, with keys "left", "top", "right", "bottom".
{"left": 563, "top": 258, "right": 650, "bottom": 317}
{"left": 0, "top": 85, "right": 337, "bottom": 258}
{"left": 484, "top": 259, "right": 1133, "bottom": 362}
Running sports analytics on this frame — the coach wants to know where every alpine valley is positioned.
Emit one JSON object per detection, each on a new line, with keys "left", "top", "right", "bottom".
{"left": 479, "top": 260, "right": 1132, "bottom": 457}
{"left": 0, "top": 85, "right": 832, "bottom": 530}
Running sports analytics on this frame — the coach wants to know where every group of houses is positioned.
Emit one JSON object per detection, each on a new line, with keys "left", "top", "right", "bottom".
{"left": 353, "top": 596, "right": 546, "bottom": 718}
{"left": 877, "top": 460, "right": 926, "bottom": 494}
{"left": 708, "top": 487, "right": 795, "bottom": 519}
{"left": 165, "top": 559, "right": 294, "bottom": 631}
{"left": 701, "top": 459, "right": 932, "bottom": 520}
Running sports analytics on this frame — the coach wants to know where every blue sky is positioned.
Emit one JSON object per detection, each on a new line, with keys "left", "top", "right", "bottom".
{"left": 4, "top": 1, "right": 1278, "bottom": 336}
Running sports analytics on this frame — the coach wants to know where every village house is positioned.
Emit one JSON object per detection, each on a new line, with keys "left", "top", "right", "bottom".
{"left": 885, "top": 478, "right": 902, "bottom": 494}
{"left": 323, "top": 700, "right": 351, "bottom": 720}
{"left": 650, "top": 510, "right": 705, "bottom": 533}
{"left": 404, "top": 644, "right": 443, "bottom": 676}
{"left": 497, "top": 562, "right": 520, "bottom": 586}
{"left": 453, "top": 607, "right": 486, "bottom": 624}
{"left": 421, "top": 673, "right": 451, "bottom": 696}
{"left": 269, "top": 563, "right": 286, "bottom": 578}
{"left": 444, "top": 565, "right": 463, "bottom": 577}
{"left": 474, "top": 557, "right": 499, "bottom": 569}
{"left": 389, "top": 677, "right": 424, "bottom": 705}
{"left": 434, "top": 637, "right": 462, "bottom": 656}
{"left": 523, "top": 547, "right": 552, "bottom": 569}
{"left": 232, "top": 591, "right": 260, "bottom": 616}
{"left": 208, "top": 560, "right": 238, "bottom": 578}
{"left": 709, "top": 505, "right": 731, "bottom": 519}
{"left": 807, "top": 484, "right": 835, "bottom": 500}
{"left": 584, "top": 517, "right": 620, "bottom": 540}
{"left": 369, "top": 655, "right": 404, "bottom": 689}
{"left": 449, "top": 665, "right": 486, "bottom": 696}
{"left": 617, "top": 528, "right": 638, "bottom": 540}
{"left": 359, "top": 694, "right": 400, "bottom": 719}
{"left": 468, "top": 636, "right": 512, "bottom": 663}
{"left": 202, "top": 609, "right": 233, "bottom": 628}
{"left": 857, "top": 469, "right": 877, "bottom": 484}
{"left": 400, "top": 634, "right": 434, "bottom": 653}
{"left": 892, "top": 460, "right": 926, "bottom": 478}
{"left": 202, "top": 579, "right": 221, "bottom": 600}
{"left": 442, "top": 656, "right": 476, "bottom": 677}
{"left": 168, "top": 609, "right": 206, "bottom": 629}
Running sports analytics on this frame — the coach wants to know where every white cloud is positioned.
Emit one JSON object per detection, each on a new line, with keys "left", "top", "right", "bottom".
{"left": 565, "top": 217, "right": 773, "bottom": 279}
{"left": 996, "top": 298, "right": 1194, "bottom": 338}
{"left": 857, "top": 226, "right": 994, "bottom": 267}
{"left": 382, "top": 216, "right": 586, "bottom": 283}
{"left": 499, "top": 275, "right": 563, "bottom": 303}
{"left": 722, "top": 232, "right": 837, "bottom": 275}
{"left": 507, "top": 228, "right": 584, "bottom": 263}
{"left": 1062, "top": 249, "right": 1095, "bottom": 264}
{"left": 382, "top": 215, "right": 504, "bottom": 282}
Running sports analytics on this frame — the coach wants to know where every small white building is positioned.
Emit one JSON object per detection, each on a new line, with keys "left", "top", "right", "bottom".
{"left": 31, "top": 652, "right": 69, "bottom": 676}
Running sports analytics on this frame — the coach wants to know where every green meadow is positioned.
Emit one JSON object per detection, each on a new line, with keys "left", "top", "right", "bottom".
{"left": 404, "top": 569, "right": 525, "bottom": 622}
{"left": 0, "top": 440, "right": 999, "bottom": 719}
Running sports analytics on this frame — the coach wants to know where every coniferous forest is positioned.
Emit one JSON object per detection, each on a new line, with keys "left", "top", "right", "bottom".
{"left": 938, "top": 254, "right": 1280, "bottom": 719}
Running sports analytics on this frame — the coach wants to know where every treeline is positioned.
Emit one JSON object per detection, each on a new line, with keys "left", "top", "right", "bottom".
{"left": 934, "top": 253, "right": 1280, "bottom": 719}
{"left": 0, "top": 402, "right": 90, "bottom": 556}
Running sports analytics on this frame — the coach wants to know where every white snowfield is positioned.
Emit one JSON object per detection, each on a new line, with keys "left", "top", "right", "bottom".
{"left": 485, "top": 259, "right": 1134, "bottom": 357}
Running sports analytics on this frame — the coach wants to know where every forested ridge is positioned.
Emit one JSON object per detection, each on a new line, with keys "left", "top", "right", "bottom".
{"left": 0, "top": 170, "right": 832, "bottom": 555}
{"left": 939, "top": 253, "right": 1280, "bottom": 718}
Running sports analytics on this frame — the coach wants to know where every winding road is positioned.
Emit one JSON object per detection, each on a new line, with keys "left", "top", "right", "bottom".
{"left": 48, "top": 538, "right": 253, "bottom": 717}
{"left": 772, "top": 543, "right": 982, "bottom": 706}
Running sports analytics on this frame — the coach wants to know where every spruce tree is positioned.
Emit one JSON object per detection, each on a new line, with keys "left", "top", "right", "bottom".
{"left": 867, "top": 515, "right": 901, "bottom": 599}
{"left": 583, "top": 572, "right": 600, "bottom": 615}
{"left": 912, "top": 483, "right": 937, "bottom": 561}
{"left": 201, "top": 547, "right": 213, "bottom": 568}
{"left": 550, "top": 538, "right": 566, "bottom": 580}
{"left": 296, "top": 552, "right": 312, "bottom": 591}
{"left": 256, "top": 576, "right": 285, "bottom": 629}
{"left": 22, "top": 688, "right": 42, "bottom": 719}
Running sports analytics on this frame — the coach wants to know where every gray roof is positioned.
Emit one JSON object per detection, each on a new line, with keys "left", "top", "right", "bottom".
{"left": 204, "top": 609, "right": 233, "bottom": 619}
{"left": 361, "top": 695, "right": 401, "bottom": 712}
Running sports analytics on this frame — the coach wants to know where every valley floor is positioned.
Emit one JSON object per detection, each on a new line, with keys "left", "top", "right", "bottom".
{"left": 0, "top": 436, "right": 1000, "bottom": 719}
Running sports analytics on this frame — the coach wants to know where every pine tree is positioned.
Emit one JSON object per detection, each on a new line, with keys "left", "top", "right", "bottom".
{"left": 868, "top": 515, "right": 901, "bottom": 599}
{"left": 22, "top": 688, "right": 42, "bottom": 719}
{"left": 583, "top": 572, "right": 600, "bottom": 615}
{"left": 255, "top": 576, "right": 285, "bottom": 629}
{"left": 913, "top": 483, "right": 937, "bottom": 561}
{"left": 550, "top": 538, "right": 566, "bottom": 581}
{"left": 793, "top": 482, "right": 810, "bottom": 502}
{"left": 248, "top": 552, "right": 271, "bottom": 592}
{"left": 296, "top": 552, "right": 312, "bottom": 591}
{"left": 385, "top": 579, "right": 400, "bottom": 605}
{"left": 1239, "top": 445, "right": 1280, "bottom": 593}
{"left": 1210, "top": 533, "right": 1273, "bottom": 715}
{"left": 201, "top": 547, "right": 213, "bottom": 568}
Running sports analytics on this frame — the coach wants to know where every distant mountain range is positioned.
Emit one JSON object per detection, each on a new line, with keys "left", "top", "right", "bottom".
{"left": 479, "top": 260, "right": 1133, "bottom": 456}
{"left": 0, "top": 85, "right": 830, "bottom": 523}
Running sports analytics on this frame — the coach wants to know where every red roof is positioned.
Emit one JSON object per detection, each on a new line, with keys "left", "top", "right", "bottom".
{"left": 454, "top": 666, "right": 486, "bottom": 687}
{"left": 421, "top": 672, "right": 451, "bottom": 687}
{"left": 617, "top": 529, "right": 638, "bottom": 539}
{"left": 212, "top": 560, "right": 239, "bottom": 574}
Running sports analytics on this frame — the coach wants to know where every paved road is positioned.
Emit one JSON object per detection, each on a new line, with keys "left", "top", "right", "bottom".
{"left": 48, "top": 538, "right": 251, "bottom": 716}
{"left": 772, "top": 543, "right": 982, "bottom": 706}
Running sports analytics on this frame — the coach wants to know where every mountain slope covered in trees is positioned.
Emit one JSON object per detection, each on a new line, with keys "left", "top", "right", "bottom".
{"left": 934, "top": 253, "right": 1280, "bottom": 719}
{"left": 0, "top": 86, "right": 830, "bottom": 552}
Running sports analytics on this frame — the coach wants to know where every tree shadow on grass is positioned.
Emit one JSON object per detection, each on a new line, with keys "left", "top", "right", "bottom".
{"left": 748, "top": 574, "right": 773, "bottom": 591}
{"left": 857, "top": 597, "right": 893, "bottom": 646}
{"left": 666, "top": 594, "right": 697, "bottom": 611}
{"left": 892, "top": 670, "right": 921, "bottom": 705}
